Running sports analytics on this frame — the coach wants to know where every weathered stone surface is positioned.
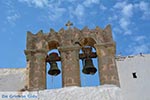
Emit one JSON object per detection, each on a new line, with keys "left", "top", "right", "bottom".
{"left": 25, "top": 50, "right": 47, "bottom": 91}
{"left": 25, "top": 24, "right": 120, "bottom": 90}
{"left": 95, "top": 43, "right": 120, "bottom": 87}
{"left": 58, "top": 46, "right": 81, "bottom": 87}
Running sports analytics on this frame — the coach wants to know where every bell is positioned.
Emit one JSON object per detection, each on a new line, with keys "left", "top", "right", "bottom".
{"left": 82, "top": 58, "right": 97, "bottom": 75}
{"left": 48, "top": 62, "right": 61, "bottom": 76}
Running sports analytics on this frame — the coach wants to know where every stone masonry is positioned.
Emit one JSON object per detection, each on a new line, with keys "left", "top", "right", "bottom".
{"left": 24, "top": 23, "right": 120, "bottom": 91}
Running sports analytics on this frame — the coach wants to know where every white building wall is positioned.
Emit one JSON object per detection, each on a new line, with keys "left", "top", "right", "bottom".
{"left": 0, "top": 85, "right": 122, "bottom": 100}
{"left": 0, "top": 54, "right": 150, "bottom": 100}
{"left": 116, "top": 54, "right": 150, "bottom": 100}
{"left": 0, "top": 68, "right": 26, "bottom": 91}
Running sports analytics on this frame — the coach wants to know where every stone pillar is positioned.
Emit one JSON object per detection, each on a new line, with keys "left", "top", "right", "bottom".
{"left": 58, "top": 46, "right": 81, "bottom": 87}
{"left": 95, "top": 43, "right": 120, "bottom": 87}
{"left": 24, "top": 49, "right": 47, "bottom": 91}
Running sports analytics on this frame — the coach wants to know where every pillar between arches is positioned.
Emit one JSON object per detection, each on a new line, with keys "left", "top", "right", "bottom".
{"left": 58, "top": 46, "right": 81, "bottom": 87}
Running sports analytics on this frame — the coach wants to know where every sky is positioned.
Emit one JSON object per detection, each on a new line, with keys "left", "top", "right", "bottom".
{"left": 0, "top": 0, "right": 150, "bottom": 89}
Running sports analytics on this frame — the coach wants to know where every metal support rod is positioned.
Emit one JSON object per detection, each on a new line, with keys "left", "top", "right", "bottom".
{"left": 46, "top": 52, "right": 97, "bottom": 62}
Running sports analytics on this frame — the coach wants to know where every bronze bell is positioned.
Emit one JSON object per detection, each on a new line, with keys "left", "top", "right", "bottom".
{"left": 48, "top": 62, "right": 61, "bottom": 76}
{"left": 82, "top": 58, "right": 97, "bottom": 75}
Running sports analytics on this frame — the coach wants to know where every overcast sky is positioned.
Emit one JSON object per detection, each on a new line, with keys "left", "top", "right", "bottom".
{"left": 0, "top": 0, "right": 150, "bottom": 88}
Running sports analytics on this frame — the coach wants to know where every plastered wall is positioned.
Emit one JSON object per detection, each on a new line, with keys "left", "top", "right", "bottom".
{"left": 0, "top": 85, "right": 122, "bottom": 100}
{"left": 116, "top": 54, "right": 150, "bottom": 100}
{"left": 0, "top": 68, "right": 26, "bottom": 91}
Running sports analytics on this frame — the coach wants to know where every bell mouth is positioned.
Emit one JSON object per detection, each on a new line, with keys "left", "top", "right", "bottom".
{"left": 48, "top": 70, "right": 61, "bottom": 76}
{"left": 82, "top": 67, "right": 97, "bottom": 75}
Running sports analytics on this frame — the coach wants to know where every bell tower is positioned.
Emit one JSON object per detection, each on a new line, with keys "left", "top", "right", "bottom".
{"left": 24, "top": 21, "right": 120, "bottom": 91}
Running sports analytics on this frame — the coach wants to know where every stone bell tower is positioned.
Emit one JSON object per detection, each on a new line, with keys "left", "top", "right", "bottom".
{"left": 24, "top": 21, "right": 120, "bottom": 91}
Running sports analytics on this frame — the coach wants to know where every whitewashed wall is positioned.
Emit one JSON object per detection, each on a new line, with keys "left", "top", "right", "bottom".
{"left": 0, "top": 54, "right": 150, "bottom": 100}
{"left": 116, "top": 54, "right": 150, "bottom": 100}
{"left": 0, "top": 68, "right": 26, "bottom": 91}
{"left": 0, "top": 85, "right": 122, "bottom": 100}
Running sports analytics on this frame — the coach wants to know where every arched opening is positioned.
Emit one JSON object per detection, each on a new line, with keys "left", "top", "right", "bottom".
{"left": 46, "top": 41, "right": 62, "bottom": 89}
{"left": 79, "top": 46, "right": 100, "bottom": 87}
{"left": 46, "top": 49, "right": 62, "bottom": 89}
{"left": 78, "top": 37, "right": 100, "bottom": 87}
